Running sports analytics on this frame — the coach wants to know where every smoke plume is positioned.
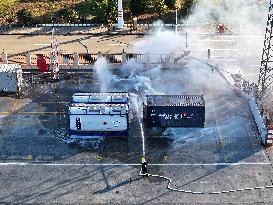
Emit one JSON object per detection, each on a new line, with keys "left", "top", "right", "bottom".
{"left": 185, "top": 0, "right": 268, "bottom": 34}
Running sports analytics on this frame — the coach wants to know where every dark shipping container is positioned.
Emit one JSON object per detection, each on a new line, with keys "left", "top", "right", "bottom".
{"left": 143, "top": 95, "right": 205, "bottom": 128}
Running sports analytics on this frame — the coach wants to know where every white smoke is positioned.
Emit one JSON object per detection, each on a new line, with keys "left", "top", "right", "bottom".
{"left": 133, "top": 29, "right": 186, "bottom": 53}
{"left": 91, "top": 15, "right": 197, "bottom": 95}
{"left": 185, "top": 0, "right": 268, "bottom": 34}
{"left": 93, "top": 27, "right": 227, "bottom": 95}
{"left": 180, "top": 0, "right": 270, "bottom": 83}
{"left": 94, "top": 57, "right": 117, "bottom": 92}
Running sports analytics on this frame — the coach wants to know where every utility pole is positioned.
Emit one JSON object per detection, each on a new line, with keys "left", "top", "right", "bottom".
{"left": 51, "top": 28, "right": 59, "bottom": 80}
{"left": 118, "top": 0, "right": 124, "bottom": 30}
{"left": 175, "top": 8, "right": 178, "bottom": 35}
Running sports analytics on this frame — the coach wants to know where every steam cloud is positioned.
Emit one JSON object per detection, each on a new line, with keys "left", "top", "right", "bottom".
{"left": 185, "top": 0, "right": 268, "bottom": 34}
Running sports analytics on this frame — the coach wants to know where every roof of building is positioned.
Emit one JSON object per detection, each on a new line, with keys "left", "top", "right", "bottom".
{"left": 72, "top": 92, "right": 129, "bottom": 104}
{"left": 146, "top": 95, "right": 205, "bottom": 107}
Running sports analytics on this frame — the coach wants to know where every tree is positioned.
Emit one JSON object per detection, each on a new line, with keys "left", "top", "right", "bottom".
{"left": 16, "top": 9, "right": 33, "bottom": 25}
{"left": 104, "top": 0, "right": 118, "bottom": 23}
{"left": 149, "top": 0, "right": 168, "bottom": 16}
{"left": 130, "top": 0, "right": 147, "bottom": 15}
{"left": 75, "top": 0, "right": 117, "bottom": 23}
{"left": 165, "top": 0, "right": 176, "bottom": 9}
{"left": 179, "top": 0, "right": 197, "bottom": 16}
{"left": 67, "top": 8, "right": 80, "bottom": 23}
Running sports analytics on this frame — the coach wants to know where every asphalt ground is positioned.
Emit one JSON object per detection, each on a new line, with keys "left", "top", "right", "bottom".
{"left": 1, "top": 62, "right": 273, "bottom": 203}
{"left": 0, "top": 34, "right": 141, "bottom": 55}
{"left": 0, "top": 32, "right": 264, "bottom": 84}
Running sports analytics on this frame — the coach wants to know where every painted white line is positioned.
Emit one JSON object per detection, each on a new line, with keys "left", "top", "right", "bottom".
{"left": 0, "top": 162, "right": 140, "bottom": 166}
{"left": 197, "top": 49, "right": 240, "bottom": 51}
{"left": 108, "top": 43, "right": 127, "bottom": 46}
{"left": 0, "top": 162, "right": 269, "bottom": 166}
{"left": 213, "top": 58, "right": 238, "bottom": 62}
{"left": 199, "top": 39, "right": 236, "bottom": 42}
{"left": 188, "top": 43, "right": 203, "bottom": 46}
{"left": 245, "top": 73, "right": 260, "bottom": 76}
{"left": 255, "top": 187, "right": 265, "bottom": 189}
{"left": 193, "top": 192, "right": 202, "bottom": 194}
{"left": 201, "top": 58, "right": 238, "bottom": 62}
{"left": 229, "top": 35, "right": 264, "bottom": 38}
{"left": 33, "top": 43, "right": 51, "bottom": 46}
{"left": 212, "top": 48, "right": 240, "bottom": 51}
{"left": 39, "top": 102, "right": 70, "bottom": 104}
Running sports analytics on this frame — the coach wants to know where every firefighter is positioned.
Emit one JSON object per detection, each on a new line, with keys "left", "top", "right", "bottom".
{"left": 218, "top": 23, "right": 225, "bottom": 34}
{"left": 141, "top": 157, "right": 148, "bottom": 177}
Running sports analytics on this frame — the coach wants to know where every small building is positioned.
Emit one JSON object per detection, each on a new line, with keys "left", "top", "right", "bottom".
{"left": 0, "top": 64, "right": 22, "bottom": 93}
{"left": 69, "top": 92, "right": 129, "bottom": 137}
{"left": 143, "top": 95, "right": 205, "bottom": 128}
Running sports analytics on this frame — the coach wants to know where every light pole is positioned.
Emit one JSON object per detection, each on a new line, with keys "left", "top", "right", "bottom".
{"left": 118, "top": 0, "right": 124, "bottom": 30}
{"left": 175, "top": 8, "right": 178, "bottom": 35}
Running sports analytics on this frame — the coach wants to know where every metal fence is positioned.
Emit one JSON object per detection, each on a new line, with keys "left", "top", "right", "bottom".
{"left": 78, "top": 53, "right": 98, "bottom": 65}
{"left": 1, "top": 52, "right": 190, "bottom": 66}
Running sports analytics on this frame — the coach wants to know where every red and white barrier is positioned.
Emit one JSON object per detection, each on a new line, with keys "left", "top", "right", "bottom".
{"left": 266, "top": 125, "right": 273, "bottom": 147}
{"left": 234, "top": 73, "right": 242, "bottom": 95}
{"left": 51, "top": 28, "right": 59, "bottom": 79}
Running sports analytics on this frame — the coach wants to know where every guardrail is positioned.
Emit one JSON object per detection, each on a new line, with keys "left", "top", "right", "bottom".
{"left": 194, "top": 56, "right": 269, "bottom": 146}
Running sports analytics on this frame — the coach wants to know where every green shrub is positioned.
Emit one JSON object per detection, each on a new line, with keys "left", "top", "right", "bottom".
{"left": 16, "top": 8, "right": 33, "bottom": 24}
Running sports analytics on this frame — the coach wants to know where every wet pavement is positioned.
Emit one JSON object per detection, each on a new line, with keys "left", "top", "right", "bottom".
{"left": 0, "top": 62, "right": 273, "bottom": 204}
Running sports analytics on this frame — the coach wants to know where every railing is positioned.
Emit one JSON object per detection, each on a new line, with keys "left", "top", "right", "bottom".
{"left": 78, "top": 53, "right": 98, "bottom": 64}
{"left": 104, "top": 53, "right": 122, "bottom": 64}
{"left": 1, "top": 51, "right": 190, "bottom": 66}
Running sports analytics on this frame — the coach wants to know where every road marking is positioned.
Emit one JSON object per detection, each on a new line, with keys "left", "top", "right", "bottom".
{"left": 245, "top": 72, "right": 260, "bottom": 76}
{"left": 108, "top": 43, "right": 127, "bottom": 46}
{"left": 198, "top": 49, "right": 240, "bottom": 51}
{"left": 199, "top": 39, "right": 236, "bottom": 42}
{"left": 229, "top": 35, "right": 264, "bottom": 38}
{"left": 0, "top": 162, "right": 269, "bottom": 166}
{"left": 212, "top": 48, "right": 240, "bottom": 51}
{"left": 212, "top": 58, "right": 238, "bottom": 62}
{"left": 34, "top": 44, "right": 51, "bottom": 46}
{"left": 0, "top": 111, "right": 65, "bottom": 115}
{"left": 39, "top": 102, "right": 69, "bottom": 104}
{"left": 188, "top": 43, "right": 203, "bottom": 46}
{"left": 0, "top": 120, "right": 48, "bottom": 125}
{"left": 12, "top": 122, "right": 42, "bottom": 125}
{"left": 17, "top": 112, "right": 65, "bottom": 115}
